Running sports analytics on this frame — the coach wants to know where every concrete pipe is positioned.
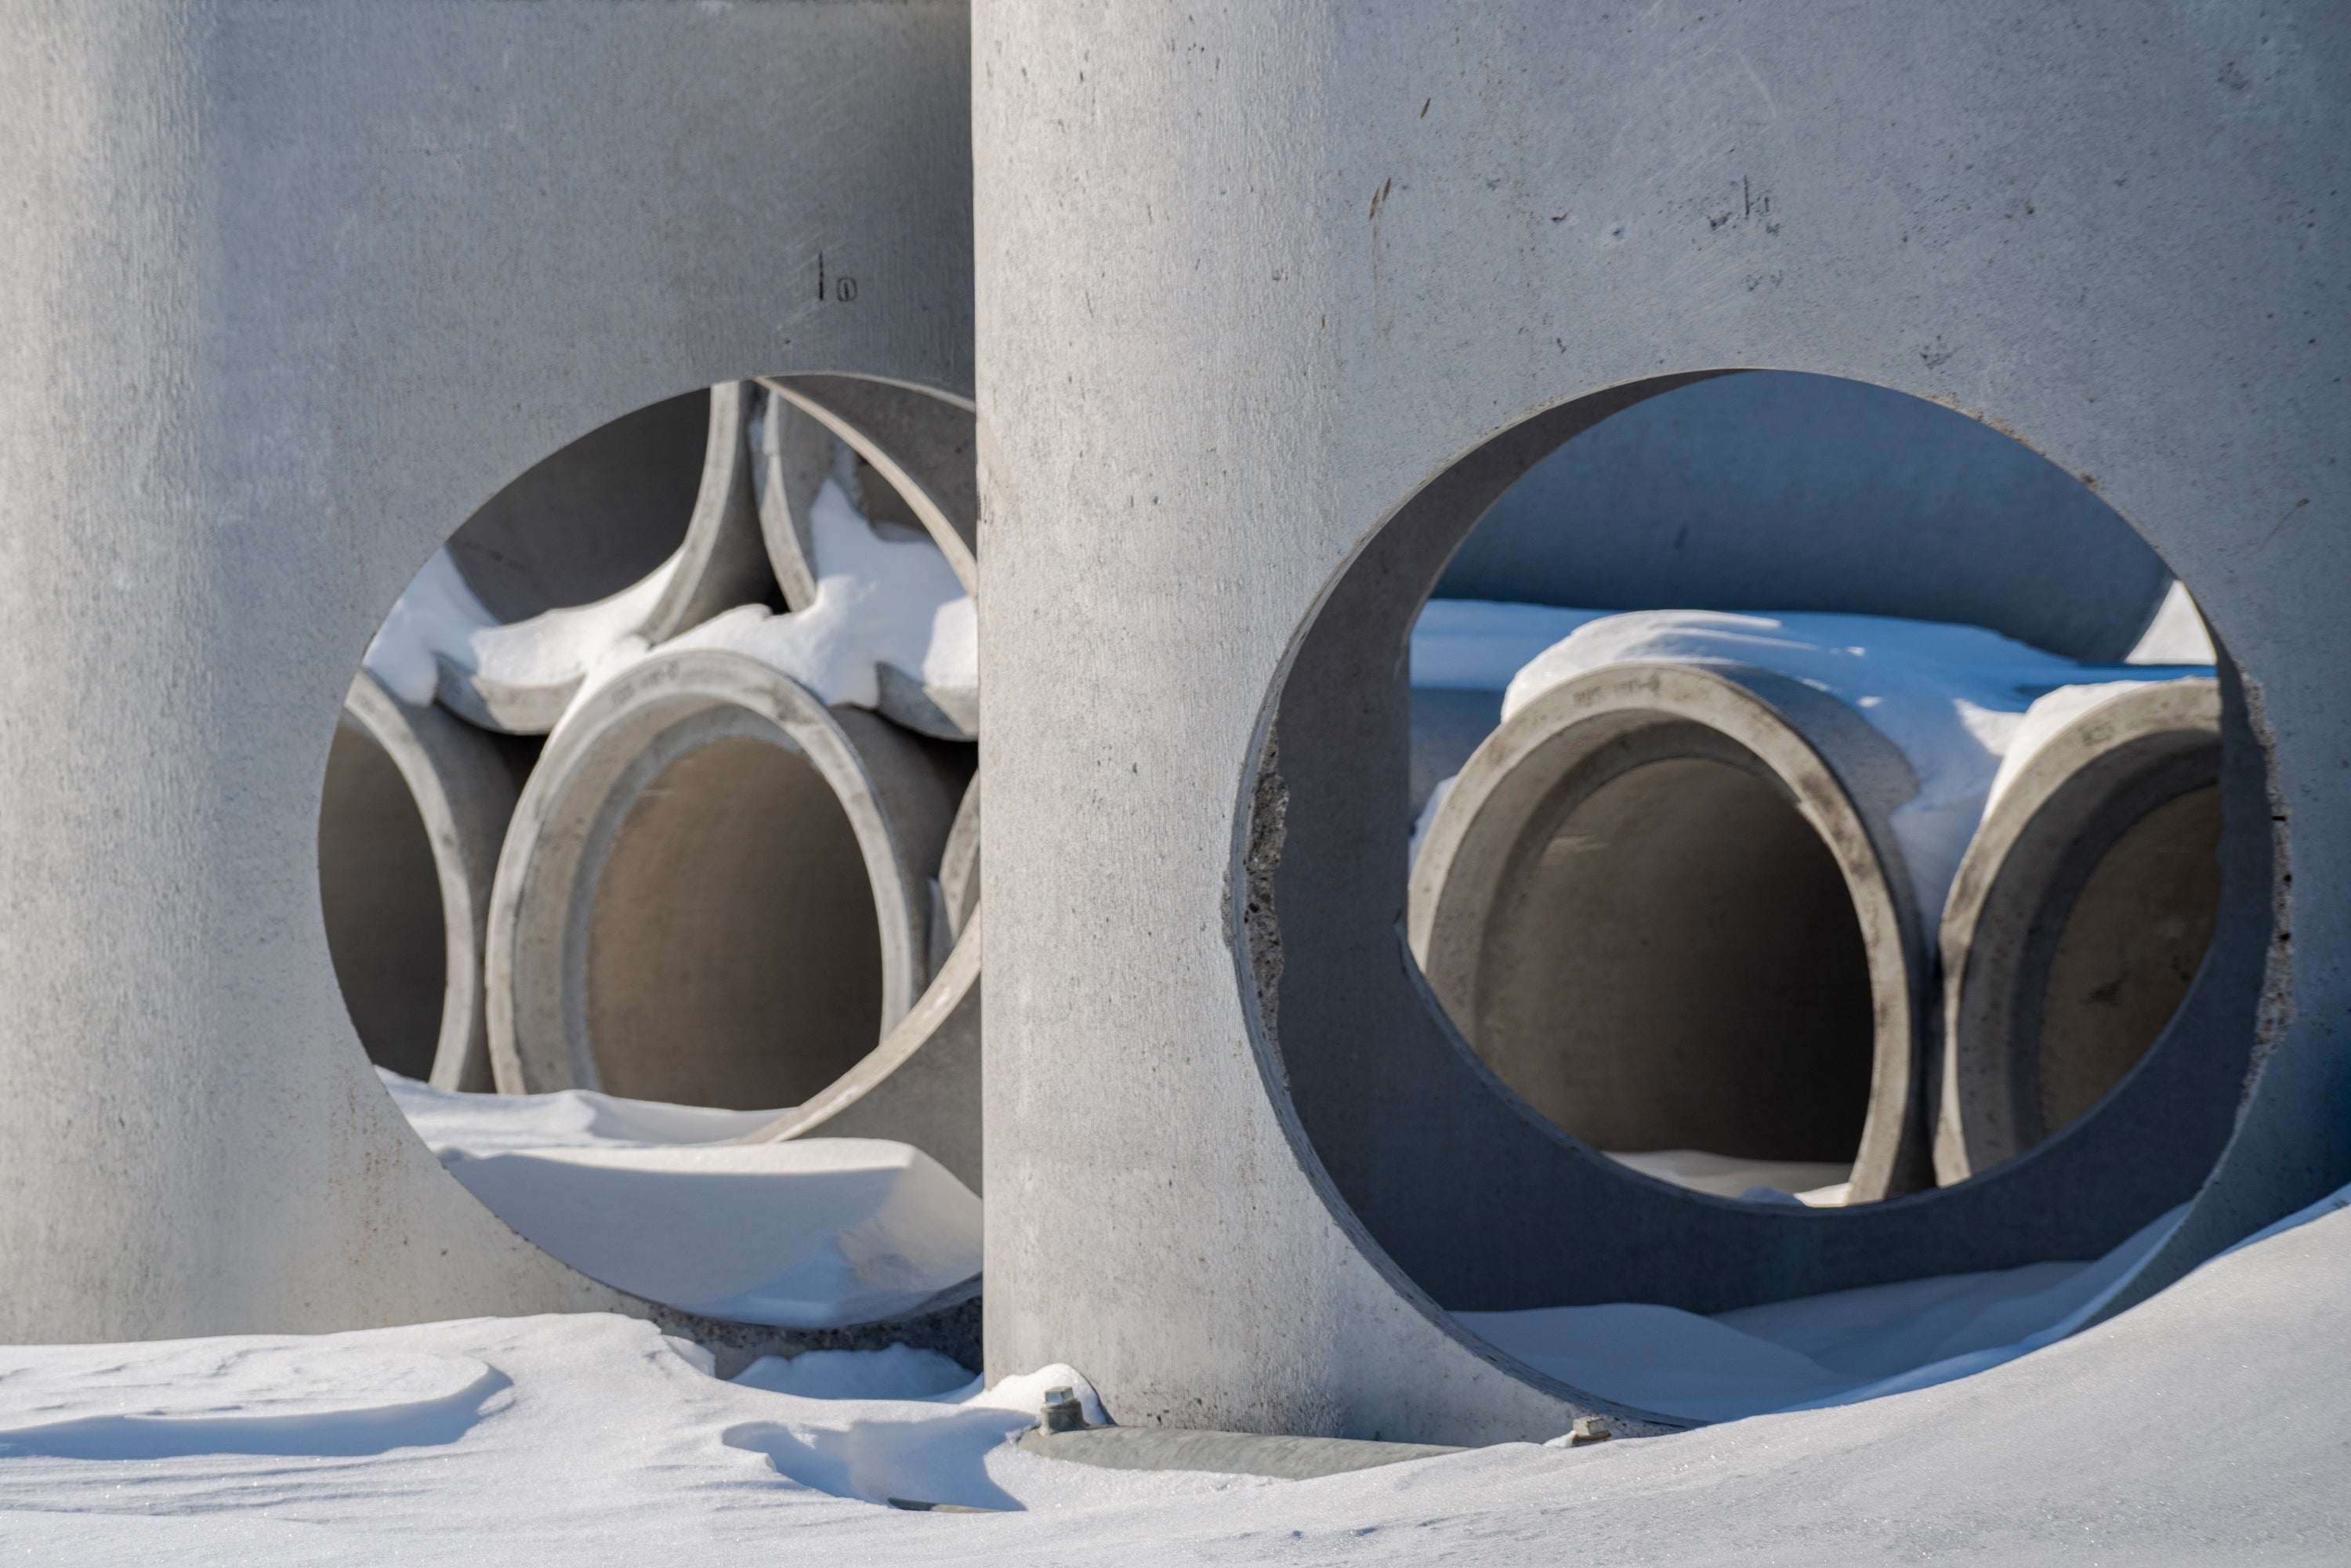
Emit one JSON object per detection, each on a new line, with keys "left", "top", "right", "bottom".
{"left": 427, "top": 381, "right": 775, "bottom": 735}
{"left": 320, "top": 669, "right": 534, "bottom": 1092}
{"left": 1937, "top": 679, "right": 2226, "bottom": 1183}
{"left": 980, "top": 2, "right": 2333, "bottom": 1444}
{"left": 0, "top": 0, "right": 973, "bottom": 1342}
{"left": 748, "top": 382, "right": 981, "bottom": 741}
{"left": 1407, "top": 661, "right": 1928, "bottom": 1203}
{"left": 755, "top": 375, "right": 980, "bottom": 599}
{"left": 486, "top": 646, "right": 968, "bottom": 1111}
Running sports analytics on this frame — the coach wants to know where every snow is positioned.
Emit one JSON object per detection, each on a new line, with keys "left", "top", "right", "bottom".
{"left": 1498, "top": 609, "right": 2211, "bottom": 927}
{"left": 1460, "top": 1204, "right": 2183, "bottom": 1424}
{"left": 2127, "top": 578, "right": 2219, "bottom": 664}
{"left": 563, "top": 474, "right": 976, "bottom": 730}
{"left": 363, "top": 411, "right": 976, "bottom": 733}
{"left": 386, "top": 1070, "right": 981, "bottom": 1331}
{"left": 2, "top": 1191, "right": 2343, "bottom": 1562}
{"left": 362, "top": 542, "right": 684, "bottom": 706}
{"left": 383, "top": 1068, "right": 784, "bottom": 1156}
{"left": 1409, "top": 599, "right": 1612, "bottom": 689}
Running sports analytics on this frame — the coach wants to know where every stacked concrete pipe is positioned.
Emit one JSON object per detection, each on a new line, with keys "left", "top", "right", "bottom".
{"left": 0, "top": 0, "right": 975, "bottom": 1343}
{"left": 1938, "top": 679, "right": 2226, "bottom": 1184}
{"left": 433, "top": 381, "right": 776, "bottom": 734}
{"left": 1408, "top": 661, "right": 1930, "bottom": 1201}
{"left": 486, "top": 647, "right": 968, "bottom": 1111}
{"left": 320, "top": 669, "right": 534, "bottom": 1092}
{"left": 978, "top": 0, "right": 2339, "bottom": 1444}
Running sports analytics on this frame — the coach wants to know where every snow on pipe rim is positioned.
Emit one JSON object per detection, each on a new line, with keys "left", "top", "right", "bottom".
{"left": 325, "top": 668, "right": 527, "bottom": 1093}
{"left": 753, "top": 375, "right": 979, "bottom": 599}
{"left": 740, "top": 390, "right": 979, "bottom": 741}
{"left": 364, "top": 382, "right": 773, "bottom": 736}
{"left": 484, "top": 645, "right": 962, "bottom": 1109}
{"left": 1409, "top": 658, "right": 1933, "bottom": 1203}
{"left": 1936, "top": 676, "right": 2225, "bottom": 1183}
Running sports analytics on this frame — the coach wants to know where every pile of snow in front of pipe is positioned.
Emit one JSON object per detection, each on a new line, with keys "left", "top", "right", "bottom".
{"left": 384, "top": 1070, "right": 981, "bottom": 1329}
{"left": 1, "top": 1186, "right": 2342, "bottom": 1559}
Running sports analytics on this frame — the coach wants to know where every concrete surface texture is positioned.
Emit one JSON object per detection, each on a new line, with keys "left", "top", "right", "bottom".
{"left": 1407, "top": 661, "right": 1926, "bottom": 1201}
{"left": 977, "top": 0, "right": 2344, "bottom": 1443}
{"left": 485, "top": 647, "right": 967, "bottom": 1111}
{"left": 1939, "top": 677, "right": 2226, "bottom": 1182}
{"left": 438, "top": 381, "right": 775, "bottom": 734}
{"left": 321, "top": 668, "right": 534, "bottom": 1092}
{"left": 0, "top": 0, "right": 973, "bottom": 1342}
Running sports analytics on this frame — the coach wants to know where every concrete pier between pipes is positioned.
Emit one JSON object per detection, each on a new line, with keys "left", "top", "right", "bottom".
{"left": 0, "top": 0, "right": 973, "bottom": 1342}
{"left": 977, "top": 1, "right": 2342, "bottom": 1445}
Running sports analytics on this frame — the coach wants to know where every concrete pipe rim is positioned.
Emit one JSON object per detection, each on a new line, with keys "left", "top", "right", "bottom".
{"left": 328, "top": 668, "right": 526, "bottom": 1093}
{"left": 753, "top": 374, "right": 980, "bottom": 600}
{"left": 1409, "top": 659, "right": 1926, "bottom": 1204}
{"left": 437, "top": 382, "right": 772, "bottom": 734}
{"left": 483, "top": 646, "right": 953, "bottom": 1106}
{"left": 1937, "top": 676, "right": 2226, "bottom": 1183}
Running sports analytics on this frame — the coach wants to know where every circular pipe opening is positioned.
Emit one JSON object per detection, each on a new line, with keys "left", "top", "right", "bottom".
{"left": 1472, "top": 751, "right": 1873, "bottom": 1163}
{"left": 446, "top": 388, "right": 710, "bottom": 619}
{"left": 584, "top": 730, "right": 885, "bottom": 1109}
{"left": 318, "top": 720, "right": 446, "bottom": 1081}
{"left": 1241, "top": 368, "right": 2267, "bottom": 1336}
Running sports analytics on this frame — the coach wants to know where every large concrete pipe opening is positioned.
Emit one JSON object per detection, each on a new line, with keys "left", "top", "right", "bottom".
{"left": 447, "top": 388, "right": 712, "bottom": 620}
{"left": 317, "top": 671, "right": 530, "bottom": 1092}
{"left": 487, "top": 647, "right": 964, "bottom": 1112}
{"left": 1940, "top": 679, "right": 2226, "bottom": 1182}
{"left": 1462, "top": 751, "right": 1873, "bottom": 1165}
{"left": 585, "top": 733, "right": 884, "bottom": 1109}
{"left": 1242, "top": 370, "right": 2269, "bottom": 1342}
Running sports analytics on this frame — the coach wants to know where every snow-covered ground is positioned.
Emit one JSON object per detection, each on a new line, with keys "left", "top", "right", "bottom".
{"left": 385, "top": 1072, "right": 982, "bottom": 1330}
{"left": 1, "top": 1185, "right": 2342, "bottom": 1563}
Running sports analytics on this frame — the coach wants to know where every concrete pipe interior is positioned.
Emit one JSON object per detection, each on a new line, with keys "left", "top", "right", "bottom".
{"left": 318, "top": 720, "right": 446, "bottom": 1082}
{"left": 1244, "top": 369, "right": 2270, "bottom": 1327}
{"left": 2030, "top": 785, "right": 2223, "bottom": 1143}
{"left": 447, "top": 388, "right": 709, "bottom": 619}
{"left": 1470, "top": 748, "right": 1874, "bottom": 1166}
{"left": 584, "top": 729, "right": 885, "bottom": 1110}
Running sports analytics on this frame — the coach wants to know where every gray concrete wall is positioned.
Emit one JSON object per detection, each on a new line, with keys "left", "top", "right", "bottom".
{"left": 0, "top": 0, "right": 972, "bottom": 1342}
{"left": 1434, "top": 370, "right": 2172, "bottom": 661}
{"left": 978, "top": 0, "right": 2344, "bottom": 1442}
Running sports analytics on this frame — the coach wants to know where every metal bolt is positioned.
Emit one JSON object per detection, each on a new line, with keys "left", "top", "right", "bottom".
{"left": 1041, "top": 1385, "right": 1087, "bottom": 1433}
